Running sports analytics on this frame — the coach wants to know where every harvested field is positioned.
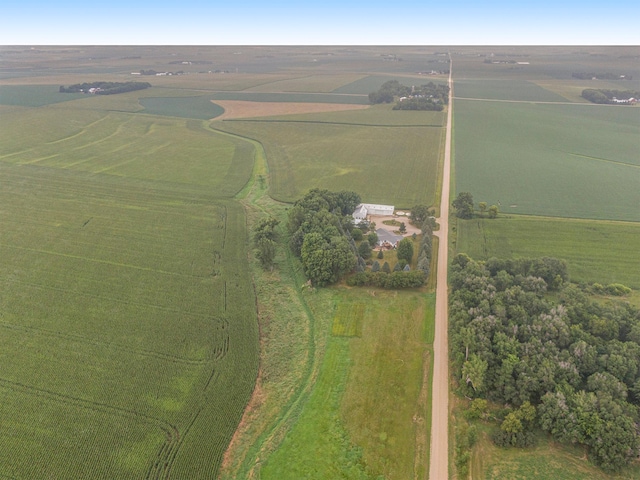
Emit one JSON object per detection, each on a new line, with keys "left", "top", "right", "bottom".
{"left": 213, "top": 100, "right": 369, "bottom": 120}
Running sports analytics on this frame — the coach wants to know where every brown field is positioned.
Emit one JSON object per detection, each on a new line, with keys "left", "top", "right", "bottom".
{"left": 212, "top": 100, "right": 370, "bottom": 120}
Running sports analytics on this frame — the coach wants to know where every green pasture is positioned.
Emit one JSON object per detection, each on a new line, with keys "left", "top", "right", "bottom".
{"left": 261, "top": 289, "right": 434, "bottom": 480}
{"left": 140, "top": 96, "right": 224, "bottom": 119}
{"left": 239, "top": 103, "right": 446, "bottom": 126}
{"left": 0, "top": 109, "right": 258, "bottom": 477}
{"left": 216, "top": 120, "right": 443, "bottom": 207}
{"left": 454, "top": 99, "right": 640, "bottom": 221}
{"left": 455, "top": 215, "right": 640, "bottom": 288}
{"left": 0, "top": 108, "right": 254, "bottom": 196}
{"left": 0, "top": 85, "right": 86, "bottom": 106}
{"left": 332, "top": 302, "right": 365, "bottom": 337}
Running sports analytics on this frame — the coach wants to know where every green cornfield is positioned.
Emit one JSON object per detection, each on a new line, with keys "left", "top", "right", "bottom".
{"left": 0, "top": 94, "right": 259, "bottom": 478}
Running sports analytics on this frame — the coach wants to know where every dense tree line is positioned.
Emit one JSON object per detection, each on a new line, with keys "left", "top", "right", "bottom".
{"left": 581, "top": 88, "right": 639, "bottom": 104}
{"left": 368, "top": 80, "right": 449, "bottom": 111}
{"left": 287, "top": 189, "right": 361, "bottom": 286}
{"left": 59, "top": 81, "right": 151, "bottom": 95}
{"left": 450, "top": 254, "right": 640, "bottom": 471}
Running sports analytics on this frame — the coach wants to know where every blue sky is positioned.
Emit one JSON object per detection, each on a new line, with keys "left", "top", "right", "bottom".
{"left": 2, "top": 1, "right": 639, "bottom": 45}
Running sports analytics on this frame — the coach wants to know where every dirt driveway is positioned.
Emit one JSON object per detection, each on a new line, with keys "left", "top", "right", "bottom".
{"left": 368, "top": 214, "right": 421, "bottom": 236}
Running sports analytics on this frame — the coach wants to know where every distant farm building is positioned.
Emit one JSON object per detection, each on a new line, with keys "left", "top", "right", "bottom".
{"left": 352, "top": 203, "right": 395, "bottom": 224}
{"left": 612, "top": 97, "right": 637, "bottom": 105}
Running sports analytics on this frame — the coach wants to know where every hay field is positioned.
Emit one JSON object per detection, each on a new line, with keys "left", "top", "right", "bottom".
{"left": 454, "top": 215, "right": 640, "bottom": 288}
{"left": 261, "top": 290, "right": 435, "bottom": 480}
{"left": 217, "top": 118, "right": 444, "bottom": 207}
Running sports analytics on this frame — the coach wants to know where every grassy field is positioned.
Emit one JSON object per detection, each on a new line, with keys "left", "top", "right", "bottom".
{"left": 454, "top": 99, "right": 640, "bottom": 221}
{"left": 259, "top": 289, "right": 435, "bottom": 480}
{"left": 216, "top": 118, "right": 444, "bottom": 207}
{"left": 454, "top": 215, "right": 640, "bottom": 288}
{"left": 464, "top": 421, "right": 640, "bottom": 480}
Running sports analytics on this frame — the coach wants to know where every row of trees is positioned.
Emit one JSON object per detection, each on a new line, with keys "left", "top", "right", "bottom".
{"left": 450, "top": 254, "right": 640, "bottom": 471}
{"left": 59, "top": 81, "right": 151, "bottom": 95}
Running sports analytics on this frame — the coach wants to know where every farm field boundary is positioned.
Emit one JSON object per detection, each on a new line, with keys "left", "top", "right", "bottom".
{"left": 454, "top": 214, "right": 640, "bottom": 289}
{"left": 454, "top": 99, "right": 640, "bottom": 221}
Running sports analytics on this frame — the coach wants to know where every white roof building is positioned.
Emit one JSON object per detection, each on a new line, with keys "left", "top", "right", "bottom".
{"left": 352, "top": 203, "right": 395, "bottom": 224}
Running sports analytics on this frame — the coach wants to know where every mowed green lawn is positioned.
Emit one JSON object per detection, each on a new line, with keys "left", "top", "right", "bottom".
{"left": 216, "top": 117, "right": 444, "bottom": 208}
{"left": 454, "top": 100, "right": 640, "bottom": 221}
{"left": 455, "top": 215, "right": 640, "bottom": 288}
{"left": 0, "top": 103, "right": 259, "bottom": 477}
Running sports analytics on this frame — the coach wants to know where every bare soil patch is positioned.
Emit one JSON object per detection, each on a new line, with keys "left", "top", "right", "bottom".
{"left": 212, "top": 100, "right": 369, "bottom": 120}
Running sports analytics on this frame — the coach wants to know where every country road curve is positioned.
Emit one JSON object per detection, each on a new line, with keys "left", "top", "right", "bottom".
{"left": 429, "top": 56, "right": 453, "bottom": 480}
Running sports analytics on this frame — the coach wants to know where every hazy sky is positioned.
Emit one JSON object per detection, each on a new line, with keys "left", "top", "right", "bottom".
{"left": 2, "top": 0, "right": 639, "bottom": 45}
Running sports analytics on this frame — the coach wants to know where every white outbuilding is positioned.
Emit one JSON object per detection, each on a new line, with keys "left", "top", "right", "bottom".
{"left": 352, "top": 203, "right": 395, "bottom": 224}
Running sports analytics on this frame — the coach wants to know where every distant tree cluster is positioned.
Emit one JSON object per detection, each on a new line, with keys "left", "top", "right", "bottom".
{"left": 572, "top": 72, "right": 632, "bottom": 80}
{"left": 288, "top": 189, "right": 361, "bottom": 286}
{"left": 59, "top": 81, "right": 151, "bottom": 95}
{"left": 581, "top": 88, "right": 639, "bottom": 104}
{"left": 453, "top": 193, "right": 499, "bottom": 219}
{"left": 450, "top": 254, "right": 640, "bottom": 472}
{"left": 368, "top": 80, "right": 449, "bottom": 111}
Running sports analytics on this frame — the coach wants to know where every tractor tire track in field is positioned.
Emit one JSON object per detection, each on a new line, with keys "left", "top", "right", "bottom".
{"left": 0, "top": 376, "right": 180, "bottom": 475}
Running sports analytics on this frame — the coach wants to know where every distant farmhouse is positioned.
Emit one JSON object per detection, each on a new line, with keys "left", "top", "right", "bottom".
{"left": 352, "top": 203, "right": 395, "bottom": 224}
